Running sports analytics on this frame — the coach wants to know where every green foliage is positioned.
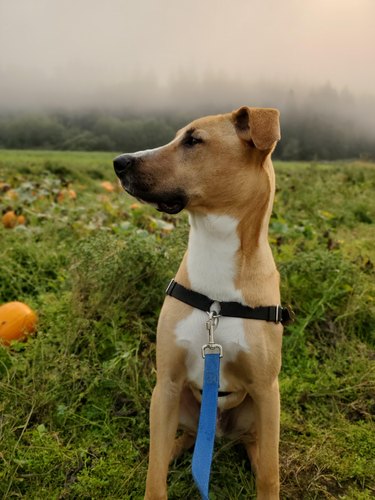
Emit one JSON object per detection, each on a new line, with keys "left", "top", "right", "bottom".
{"left": 1, "top": 109, "right": 375, "bottom": 160}
{"left": 71, "top": 232, "right": 174, "bottom": 325}
{"left": 0, "top": 113, "right": 177, "bottom": 154}
{"left": 0, "top": 152, "right": 374, "bottom": 498}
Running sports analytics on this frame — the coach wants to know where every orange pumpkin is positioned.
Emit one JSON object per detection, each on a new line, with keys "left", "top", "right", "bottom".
{"left": 0, "top": 302, "right": 38, "bottom": 345}
{"left": 17, "top": 215, "right": 26, "bottom": 225}
{"left": 130, "top": 203, "right": 141, "bottom": 210}
{"left": 56, "top": 191, "right": 65, "bottom": 203}
{"left": 57, "top": 189, "right": 77, "bottom": 203}
{"left": 101, "top": 181, "right": 115, "bottom": 192}
{"left": 2, "top": 210, "right": 18, "bottom": 228}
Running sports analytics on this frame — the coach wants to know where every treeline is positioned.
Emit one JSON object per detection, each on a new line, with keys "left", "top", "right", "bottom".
{"left": 0, "top": 113, "right": 179, "bottom": 154}
{"left": 0, "top": 109, "right": 374, "bottom": 160}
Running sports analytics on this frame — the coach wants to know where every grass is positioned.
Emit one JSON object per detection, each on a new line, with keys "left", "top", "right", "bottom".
{"left": 0, "top": 150, "right": 374, "bottom": 499}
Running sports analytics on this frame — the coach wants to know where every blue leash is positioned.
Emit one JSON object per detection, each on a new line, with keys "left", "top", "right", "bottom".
{"left": 192, "top": 353, "right": 220, "bottom": 499}
{"left": 192, "top": 311, "right": 222, "bottom": 499}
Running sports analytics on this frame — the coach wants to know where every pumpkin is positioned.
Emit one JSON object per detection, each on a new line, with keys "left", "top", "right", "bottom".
{"left": 101, "top": 181, "right": 115, "bottom": 192}
{"left": 57, "top": 191, "right": 65, "bottom": 203}
{"left": 57, "top": 189, "right": 77, "bottom": 203}
{"left": 17, "top": 215, "right": 26, "bottom": 225}
{"left": 2, "top": 210, "right": 18, "bottom": 228}
{"left": 0, "top": 302, "right": 38, "bottom": 345}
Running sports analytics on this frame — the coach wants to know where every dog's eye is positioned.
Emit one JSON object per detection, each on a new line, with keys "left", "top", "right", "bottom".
{"left": 183, "top": 135, "right": 203, "bottom": 148}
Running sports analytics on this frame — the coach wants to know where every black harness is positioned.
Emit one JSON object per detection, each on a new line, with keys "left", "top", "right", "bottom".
{"left": 166, "top": 279, "right": 293, "bottom": 324}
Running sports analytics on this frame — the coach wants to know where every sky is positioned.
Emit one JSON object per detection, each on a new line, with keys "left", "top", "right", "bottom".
{"left": 0, "top": 0, "right": 374, "bottom": 110}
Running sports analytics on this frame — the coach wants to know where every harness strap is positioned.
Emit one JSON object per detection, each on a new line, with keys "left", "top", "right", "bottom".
{"left": 192, "top": 352, "right": 220, "bottom": 500}
{"left": 166, "top": 279, "right": 292, "bottom": 324}
{"left": 167, "top": 278, "right": 293, "bottom": 498}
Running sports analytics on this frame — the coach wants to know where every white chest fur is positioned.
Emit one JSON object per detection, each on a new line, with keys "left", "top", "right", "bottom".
{"left": 186, "top": 213, "right": 244, "bottom": 302}
{"left": 174, "top": 214, "right": 249, "bottom": 390}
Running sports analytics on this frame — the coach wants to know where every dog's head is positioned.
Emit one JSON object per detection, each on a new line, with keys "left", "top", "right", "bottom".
{"left": 113, "top": 106, "right": 280, "bottom": 215}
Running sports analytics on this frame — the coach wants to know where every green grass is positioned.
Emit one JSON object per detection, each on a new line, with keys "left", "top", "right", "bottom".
{"left": 0, "top": 150, "right": 374, "bottom": 499}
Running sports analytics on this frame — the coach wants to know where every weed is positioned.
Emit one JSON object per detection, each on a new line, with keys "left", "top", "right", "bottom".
{"left": 0, "top": 152, "right": 374, "bottom": 498}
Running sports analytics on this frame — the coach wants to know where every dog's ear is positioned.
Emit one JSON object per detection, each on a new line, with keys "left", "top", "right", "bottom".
{"left": 233, "top": 106, "right": 280, "bottom": 151}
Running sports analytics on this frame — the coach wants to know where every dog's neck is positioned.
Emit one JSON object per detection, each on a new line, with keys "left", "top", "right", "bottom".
{"left": 186, "top": 212, "right": 244, "bottom": 302}
{"left": 175, "top": 160, "right": 279, "bottom": 306}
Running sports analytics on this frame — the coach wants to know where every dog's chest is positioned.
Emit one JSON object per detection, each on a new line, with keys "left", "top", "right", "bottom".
{"left": 175, "top": 310, "right": 248, "bottom": 391}
{"left": 174, "top": 213, "right": 249, "bottom": 391}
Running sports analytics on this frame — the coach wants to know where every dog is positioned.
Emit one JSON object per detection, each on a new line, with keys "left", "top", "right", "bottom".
{"left": 114, "top": 106, "right": 283, "bottom": 499}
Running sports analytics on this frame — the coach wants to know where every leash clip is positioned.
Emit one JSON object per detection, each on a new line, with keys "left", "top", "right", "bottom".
{"left": 202, "top": 311, "right": 223, "bottom": 358}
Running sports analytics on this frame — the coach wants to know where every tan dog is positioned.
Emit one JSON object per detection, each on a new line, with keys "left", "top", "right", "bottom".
{"left": 114, "top": 106, "right": 283, "bottom": 499}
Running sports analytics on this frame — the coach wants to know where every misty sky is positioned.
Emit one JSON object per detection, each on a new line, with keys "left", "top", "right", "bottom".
{"left": 0, "top": 0, "right": 374, "bottom": 110}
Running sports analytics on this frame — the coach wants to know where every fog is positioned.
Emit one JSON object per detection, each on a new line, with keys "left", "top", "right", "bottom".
{"left": 0, "top": 0, "right": 375, "bottom": 125}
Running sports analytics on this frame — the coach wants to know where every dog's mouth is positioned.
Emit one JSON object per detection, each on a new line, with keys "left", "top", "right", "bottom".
{"left": 123, "top": 185, "right": 187, "bottom": 215}
{"left": 155, "top": 198, "right": 186, "bottom": 214}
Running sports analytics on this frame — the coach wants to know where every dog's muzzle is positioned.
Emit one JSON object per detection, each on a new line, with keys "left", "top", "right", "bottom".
{"left": 113, "top": 154, "right": 188, "bottom": 215}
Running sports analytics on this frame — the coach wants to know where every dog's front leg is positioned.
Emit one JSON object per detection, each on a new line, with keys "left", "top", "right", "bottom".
{"left": 251, "top": 382, "right": 280, "bottom": 500}
{"left": 145, "top": 378, "right": 183, "bottom": 500}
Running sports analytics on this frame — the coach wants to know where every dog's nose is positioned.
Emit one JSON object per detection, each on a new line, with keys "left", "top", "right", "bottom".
{"left": 113, "top": 154, "right": 134, "bottom": 176}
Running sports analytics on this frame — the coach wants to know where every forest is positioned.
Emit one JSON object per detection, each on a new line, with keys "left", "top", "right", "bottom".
{"left": 1, "top": 82, "right": 374, "bottom": 160}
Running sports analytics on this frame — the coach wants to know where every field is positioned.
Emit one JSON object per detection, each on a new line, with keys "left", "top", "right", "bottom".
{"left": 0, "top": 149, "right": 374, "bottom": 499}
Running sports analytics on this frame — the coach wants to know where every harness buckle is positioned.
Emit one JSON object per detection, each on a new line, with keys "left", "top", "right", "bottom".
{"left": 268, "top": 305, "right": 281, "bottom": 323}
{"left": 165, "top": 279, "right": 176, "bottom": 295}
